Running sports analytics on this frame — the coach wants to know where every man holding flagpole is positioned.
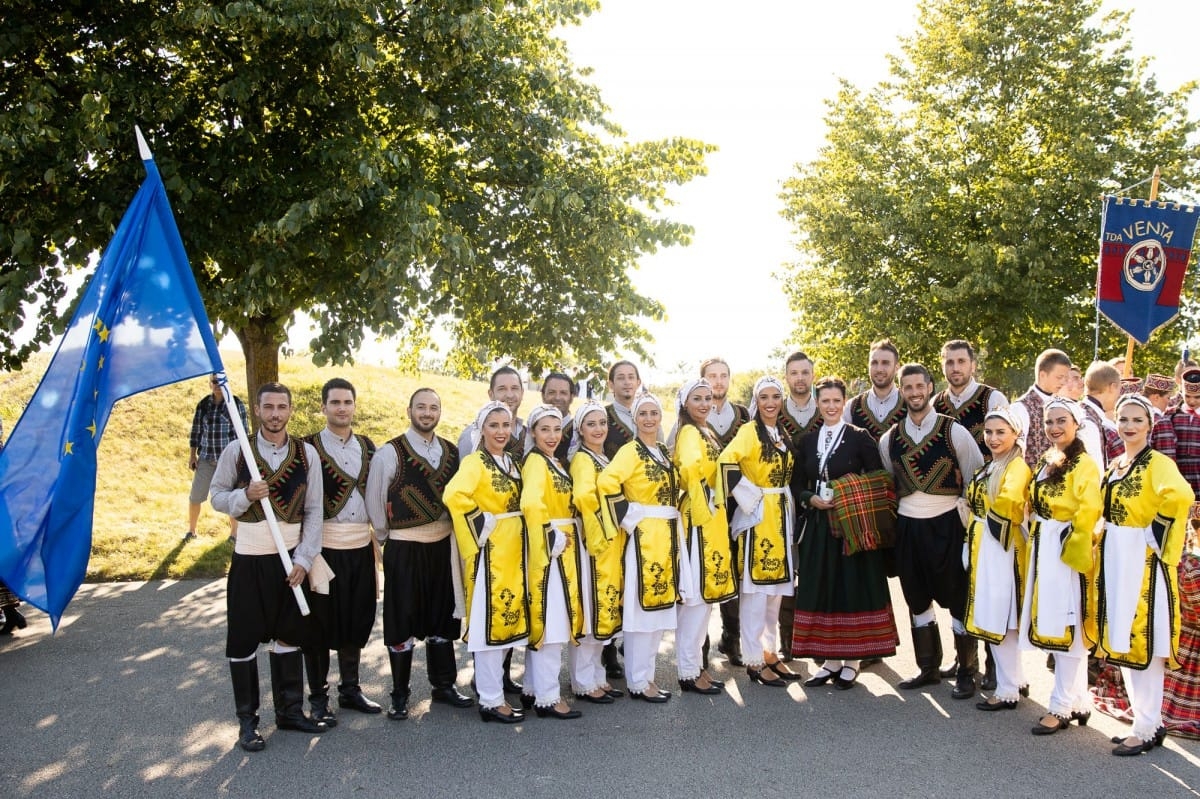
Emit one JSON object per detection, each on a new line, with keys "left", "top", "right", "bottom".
{"left": 211, "top": 382, "right": 330, "bottom": 751}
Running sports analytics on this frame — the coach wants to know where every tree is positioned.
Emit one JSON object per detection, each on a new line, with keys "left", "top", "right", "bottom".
{"left": 0, "top": 1, "right": 712, "bottom": 391}
{"left": 778, "top": 0, "right": 1199, "bottom": 390}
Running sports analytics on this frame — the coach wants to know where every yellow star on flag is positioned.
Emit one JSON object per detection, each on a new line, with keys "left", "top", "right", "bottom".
{"left": 63, "top": 441, "right": 74, "bottom": 455}
{"left": 87, "top": 421, "right": 97, "bottom": 438}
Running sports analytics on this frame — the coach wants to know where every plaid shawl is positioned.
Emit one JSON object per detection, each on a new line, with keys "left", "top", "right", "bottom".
{"left": 828, "top": 469, "right": 897, "bottom": 556}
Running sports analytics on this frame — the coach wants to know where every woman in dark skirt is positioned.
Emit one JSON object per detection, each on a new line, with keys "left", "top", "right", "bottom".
{"left": 791, "top": 376, "right": 898, "bottom": 689}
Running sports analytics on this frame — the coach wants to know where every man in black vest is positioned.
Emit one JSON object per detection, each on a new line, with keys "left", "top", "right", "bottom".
{"left": 211, "top": 382, "right": 328, "bottom": 751}
{"left": 302, "top": 378, "right": 382, "bottom": 726}
{"left": 367, "top": 388, "right": 473, "bottom": 720}
{"left": 879, "top": 365, "right": 983, "bottom": 699}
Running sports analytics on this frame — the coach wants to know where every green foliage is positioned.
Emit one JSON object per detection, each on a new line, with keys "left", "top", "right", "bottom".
{"left": 0, "top": 0, "right": 712, "bottom": 390}
{"left": 778, "top": 0, "right": 1200, "bottom": 390}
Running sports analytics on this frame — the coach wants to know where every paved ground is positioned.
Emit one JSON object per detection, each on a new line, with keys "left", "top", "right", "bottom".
{"left": 1, "top": 577, "right": 1198, "bottom": 798}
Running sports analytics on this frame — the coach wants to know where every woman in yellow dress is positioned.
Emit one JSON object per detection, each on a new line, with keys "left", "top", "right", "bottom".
{"left": 444, "top": 401, "right": 529, "bottom": 723}
{"left": 673, "top": 378, "right": 735, "bottom": 695}
{"left": 965, "top": 407, "right": 1033, "bottom": 711}
{"left": 520, "top": 404, "right": 585, "bottom": 720}
{"left": 597, "top": 391, "right": 680, "bottom": 703}
{"left": 718, "top": 376, "right": 799, "bottom": 686}
{"left": 1094, "top": 394, "right": 1193, "bottom": 755}
{"left": 568, "top": 401, "right": 626, "bottom": 704}
{"left": 1021, "top": 398, "right": 1101, "bottom": 736}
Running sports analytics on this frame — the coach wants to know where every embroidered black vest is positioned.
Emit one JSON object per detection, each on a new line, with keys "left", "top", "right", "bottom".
{"left": 888, "top": 414, "right": 963, "bottom": 498}
{"left": 712, "top": 403, "right": 751, "bottom": 450}
{"left": 235, "top": 437, "right": 310, "bottom": 524}
{"left": 604, "top": 404, "right": 636, "bottom": 459}
{"left": 778, "top": 404, "right": 820, "bottom": 444}
{"left": 306, "top": 432, "right": 376, "bottom": 520}
{"left": 385, "top": 435, "right": 460, "bottom": 529}
{"left": 849, "top": 391, "right": 906, "bottom": 441}
{"left": 933, "top": 385, "right": 995, "bottom": 456}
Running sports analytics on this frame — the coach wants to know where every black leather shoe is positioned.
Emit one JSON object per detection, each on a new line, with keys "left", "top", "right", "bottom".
{"left": 238, "top": 717, "right": 266, "bottom": 751}
{"left": 629, "top": 688, "right": 671, "bottom": 703}
{"left": 679, "top": 678, "right": 722, "bottom": 695}
{"left": 276, "top": 713, "right": 329, "bottom": 733}
{"left": 0, "top": 606, "right": 26, "bottom": 634}
{"left": 602, "top": 642, "right": 625, "bottom": 679}
{"left": 431, "top": 687, "right": 474, "bottom": 708}
{"left": 338, "top": 690, "right": 383, "bottom": 714}
{"left": 747, "top": 666, "right": 786, "bottom": 687}
{"left": 387, "top": 703, "right": 408, "bottom": 721}
{"left": 604, "top": 687, "right": 625, "bottom": 699}
{"left": 575, "top": 691, "right": 615, "bottom": 704}
{"left": 519, "top": 693, "right": 535, "bottom": 710}
{"left": 804, "top": 666, "right": 836, "bottom": 687}
{"left": 502, "top": 675, "right": 524, "bottom": 695}
{"left": 716, "top": 639, "right": 743, "bottom": 667}
{"left": 898, "top": 669, "right": 941, "bottom": 690}
{"left": 1070, "top": 710, "right": 1091, "bottom": 727}
{"left": 534, "top": 704, "right": 582, "bottom": 719}
{"left": 479, "top": 705, "right": 524, "bottom": 724}
{"left": 833, "top": 666, "right": 858, "bottom": 690}
{"left": 976, "top": 698, "right": 1017, "bottom": 711}
{"left": 310, "top": 695, "right": 337, "bottom": 728}
{"left": 1031, "top": 714, "right": 1070, "bottom": 735}
{"left": 1112, "top": 736, "right": 1155, "bottom": 756}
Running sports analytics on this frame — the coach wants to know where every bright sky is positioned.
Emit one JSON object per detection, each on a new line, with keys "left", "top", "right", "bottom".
{"left": 560, "top": 0, "right": 1200, "bottom": 381}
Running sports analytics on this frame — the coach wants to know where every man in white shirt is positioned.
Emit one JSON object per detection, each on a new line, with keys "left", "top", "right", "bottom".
{"left": 845, "top": 338, "right": 905, "bottom": 440}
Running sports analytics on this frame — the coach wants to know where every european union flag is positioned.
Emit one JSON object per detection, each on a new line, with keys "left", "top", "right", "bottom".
{"left": 0, "top": 132, "right": 223, "bottom": 629}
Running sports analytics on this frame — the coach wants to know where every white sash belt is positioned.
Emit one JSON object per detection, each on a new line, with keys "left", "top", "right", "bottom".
{"left": 322, "top": 521, "right": 372, "bottom": 550}
{"left": 388, "top": 519, "right": 452, "bottom": 543}
{"left": 234, "top": 520, "right": 334, "bottom": 595}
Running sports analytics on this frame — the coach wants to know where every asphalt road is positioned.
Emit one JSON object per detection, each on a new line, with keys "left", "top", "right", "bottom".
{"left": 1, "top": 577, "right": 1198, "bottom": 798}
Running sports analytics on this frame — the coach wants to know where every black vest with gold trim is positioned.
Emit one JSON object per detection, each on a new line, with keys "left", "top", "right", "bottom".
{"left": 779, "top": 403, "right": 820, "bottom": 444}
{"left": 235, "top": 437, "right": 310, "bottom": 524}
{"left": 888, "top": 414, "right": 963, "bottom": 498}
{"left": 604, "top": 404, "right": 636, "bottom": 459}
{"left": 306, "top": 431, "right": 376, "bottom": 520}
{"left": 385, "top": 434, "right": 460, "bottom": 529}
{"left": 849, "top": 391, "right": 906, "bottom": 441}
{"left": 933, "top": 385, "right": 995, "bottom": 456}
{"left": 712, "top": 403, "right": 751, "bottom": 450}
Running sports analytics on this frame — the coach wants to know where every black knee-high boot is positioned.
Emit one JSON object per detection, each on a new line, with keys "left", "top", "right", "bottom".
{"left": 270, "top": 650, "right": 329, "bottom": 733}
{"left": 717, "top": 598, "right": 742, "bottom": 666}
{"left": 230, "top": 659, "right": 265, "bottom": 751}
{"left": 950, "top": 633, "right": 979, "bottom": 700}
{"left": 387, "top": 648, "right": 413, "bottom": 720}
{"left": 898, "top": 623, "right": 942, "bottom": 690}
{"left": 336, "top": 648, "right": 382, "bottom": 713}
{"left": 303, "top": 648, "right": 337, "bottom": 727}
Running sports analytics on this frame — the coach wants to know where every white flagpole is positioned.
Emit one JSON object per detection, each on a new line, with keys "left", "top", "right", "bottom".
{"left": 216, "top": 374, "right": 310, "bottom": 616}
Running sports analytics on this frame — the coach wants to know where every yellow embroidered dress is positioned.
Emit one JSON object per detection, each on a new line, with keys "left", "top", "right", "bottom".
{"left": 597, "top": 439, "right": 681, "bottom": 632}
{"left": 521, "top": 450, "right": 584, "bottom": 649}
{"left": 570, "top": 448, "right": 625, "bottom": 640}
{"left": 444, "top": 449, "right": 530, "bottom": 652}
{"left": 674, "top": 423, "right": 736, "bottom": 604}
{"left": 964, "top": 456, "right": 1032, "bottom": 643}
{"left": 1092, "top": 447, "right": 1192, "bottom": 669}
{"left": 718, "top": 421, "right": 794, "bottom": 595}
{"left": 1020, "top": 450, "right": 1102, "bottom": 651}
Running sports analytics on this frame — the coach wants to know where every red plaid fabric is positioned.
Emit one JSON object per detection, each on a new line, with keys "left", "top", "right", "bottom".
{"left": 1170, "top": 410, "right": 1200, "bottom": 497}
{"left": 828, "top": 470, "right": 897, "bottom": 555}
{"left": 1152, "top": 414, "right": 1177, "bottom": 460}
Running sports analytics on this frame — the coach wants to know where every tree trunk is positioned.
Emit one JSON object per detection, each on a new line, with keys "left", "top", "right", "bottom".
{"left": 233, "top": 316, "right": 282, "bottom": 404}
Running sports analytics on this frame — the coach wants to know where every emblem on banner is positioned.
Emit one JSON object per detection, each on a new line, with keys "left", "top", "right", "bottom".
{"left": 1124, "top": 240, "right": 1166, "bottom": 291}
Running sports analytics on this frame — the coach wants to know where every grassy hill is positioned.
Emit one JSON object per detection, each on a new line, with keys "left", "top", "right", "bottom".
{"left": 0, "top": 350, "right": 681, "bottom": 582}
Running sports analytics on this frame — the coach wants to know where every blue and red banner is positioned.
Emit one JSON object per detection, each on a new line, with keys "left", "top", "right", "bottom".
{"left": 1097, "top": 195, "right": 1200, "bottom": 345}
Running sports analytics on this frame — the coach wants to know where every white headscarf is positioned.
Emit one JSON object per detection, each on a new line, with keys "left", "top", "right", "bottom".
{"left": 748, "top": 376, "right": 785, "bottom": 420}
{"left": 984, "top": 406, "right": 1023, "bottom": 437}
{"left": 1115, "top": 393, "right": 1155, "bottom": 418}
{"left": 667, "top": 378, "right": 712, "bottom": 451}
{"left": 1042, "top": 397, "right": 1085, "bottom": 426}
{"left": 524, "top": 404, "right": 563, "bottom": 455}
{"left": 983, "top": 405, "right": 1024, "bottom": 499}
{"left": 470, "top": 400, "right": 512, "bottom": 452}
{"left": 569, "top": 400, "right": 608, "bottom": 461}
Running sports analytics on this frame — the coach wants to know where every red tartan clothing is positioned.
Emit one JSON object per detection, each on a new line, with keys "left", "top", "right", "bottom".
{"left": 1152, "top": 413, "right": 1178, "bottom": 460}
{"left": 1170, "top": 409, "right": 1200, "bottom": 498}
